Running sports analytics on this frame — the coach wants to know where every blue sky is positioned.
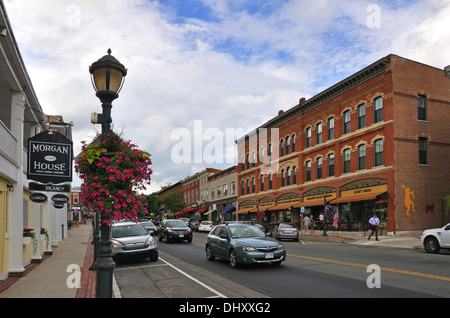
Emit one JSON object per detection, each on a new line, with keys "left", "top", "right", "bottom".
{"left": 4, "top": 0, "right": 450, "bottom": 193}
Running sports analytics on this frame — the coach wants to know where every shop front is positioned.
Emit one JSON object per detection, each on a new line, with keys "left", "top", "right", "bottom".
{"left": 330, "top": 182, "right": 388, "bottom": 232}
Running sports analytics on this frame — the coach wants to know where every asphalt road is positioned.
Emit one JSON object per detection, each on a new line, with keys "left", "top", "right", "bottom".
{"left": 114, "top": 231, "right": 450, "bottom": 299}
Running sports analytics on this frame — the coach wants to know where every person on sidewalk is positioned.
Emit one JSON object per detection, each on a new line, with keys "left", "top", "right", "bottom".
{"left": 303, "top": 215, "right": 311, "bottom": 235}
{"left": 368, "top": 214, "right": 380, "bottom": 241}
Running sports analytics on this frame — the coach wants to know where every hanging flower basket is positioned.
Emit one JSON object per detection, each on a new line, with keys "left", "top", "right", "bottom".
{"left": 75, "top": 132, "right": 153, "bottom": 224}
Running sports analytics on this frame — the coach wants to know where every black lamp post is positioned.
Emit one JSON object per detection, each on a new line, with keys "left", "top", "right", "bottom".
{"left": 322, "top": 191, "right": 328, "bottom": 236}
{"left": 89, "top": 49, "right": 127, "bottom": 298}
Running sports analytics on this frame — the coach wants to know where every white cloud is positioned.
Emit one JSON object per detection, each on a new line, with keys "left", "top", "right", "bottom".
{"left": 4, "top": 0, "right": 450, "bottom": 194}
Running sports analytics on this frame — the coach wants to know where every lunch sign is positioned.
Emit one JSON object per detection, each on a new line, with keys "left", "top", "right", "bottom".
{"left": 27, "top": 131, "right": 73, "bottom": 184}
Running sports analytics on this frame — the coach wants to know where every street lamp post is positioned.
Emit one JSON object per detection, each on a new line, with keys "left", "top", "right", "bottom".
{"left": 322, "top": 191, "right": 328, "bottom": 236}
{"left": 89, "top": 49, "right": 127, "bottom": 298}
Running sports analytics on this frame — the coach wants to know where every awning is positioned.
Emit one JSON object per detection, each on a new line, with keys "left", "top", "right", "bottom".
{"left": 183, "top": 207, "right": 195, "bottom": 213}
{"left": 233, "top": 208, "right": 256, "bottom": 215}
{"left": 196, "top": 207, "right": 208, "bottom": 214}
{"left": 330, "top": 191, "right": 387, "bottom": 204}
{"left": 204, "top": 209, "right": 217, "bottom": 216}
{"left": 266, "top": 203, "right": 296, "bottom": 211}
{"left": 222, "top": 207, "right": 236, "bottom": 213}
{"left": 293, "top": 200, "right": 325, "bottom": 208}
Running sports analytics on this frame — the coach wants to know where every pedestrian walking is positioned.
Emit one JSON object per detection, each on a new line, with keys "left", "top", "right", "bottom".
{"left": 303, "top": 215, "right": 311, "bottom": 234}
{"left": 368, "top": 214, "right": 380, "bottom": 241}
{"left": 310, "top": 215, "right": 315, "bottom": 234}
{"left": 319, "top": 212, "right": 324, "bottom": 230}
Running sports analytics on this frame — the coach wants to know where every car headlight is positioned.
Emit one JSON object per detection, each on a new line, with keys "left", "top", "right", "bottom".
{"left": 145, "top": 236, "right": 155, "bottom": 246}
{"left": 242, "top": 246, "right": 256, "bottom": 252}
{"left": 112, "top": 240, "right": 124, "bottom": 248}
{"left": 187, "top": 228, "right": 192, "bottom": 233}
{"left": 277, "top": 244, "right": 284, "bottom": 250}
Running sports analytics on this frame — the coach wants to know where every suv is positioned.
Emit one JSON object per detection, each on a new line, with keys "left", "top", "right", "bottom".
{"left": 111, "top": 221, "right": 158, "bottom": 262}
{"left": 421, "top": 222, "right": 450, "bottom": 253}
{"left": 158, "top": 219, "right": 192, "bottom": 243}
{"left": 189, "top": 218, "right": 200, "bottom": 232}
{"left": 205, "top": 223, "right": 286, "bottom": 268}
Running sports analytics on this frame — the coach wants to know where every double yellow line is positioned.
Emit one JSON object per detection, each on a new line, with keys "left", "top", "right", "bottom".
{"left": 287, "top": 254, "right": 450, "bottom": 282}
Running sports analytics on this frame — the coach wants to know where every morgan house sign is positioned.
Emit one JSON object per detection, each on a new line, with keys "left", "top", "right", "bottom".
{"left": 27, "top": 131, "right": 73, "bottom": 184}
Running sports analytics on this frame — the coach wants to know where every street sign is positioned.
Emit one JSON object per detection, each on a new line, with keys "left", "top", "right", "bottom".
{"left": 52, "top": 194, "right": 69, "bottom": 204}
{"left": 29, "top": 193, "right": 48, "bottom": 203}
{"left": 27, "top": 131, "right": 73, "bottom": 184}
{"left": 29, "top": 182, "right": 71, "bottom": 193}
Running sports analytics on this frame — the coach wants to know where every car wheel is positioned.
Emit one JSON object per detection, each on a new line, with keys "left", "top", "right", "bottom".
{"left": 206, "top": 245, "right": 215, "bottom": 261}
{"left": 229, "top": 249, "right": 239, "bottom": 268}
{"left": 424, "top": 237, "right": 440, "bottom": 254}
{"left": 187, "top": 237, "right": 192, "bottom": 243}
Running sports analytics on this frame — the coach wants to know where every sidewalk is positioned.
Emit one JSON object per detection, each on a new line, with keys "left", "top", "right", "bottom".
{"left": 0, "top": 224, "right": 424, "bottom": 298}
{"left": 299, "top": 229, "right": 424, "bottom": 249}
{"left": 0, "top": 223, "right": 96, "bottom": 298}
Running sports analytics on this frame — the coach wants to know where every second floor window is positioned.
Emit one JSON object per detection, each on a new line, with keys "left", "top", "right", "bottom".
{"left": 328, "top": 153, "right": 335, "bottom": 177}
{"left": 343, "top": 149, "right": 351, "bottom": 173}
{"left": 316, "top": 157, "right": 322, "bottom": 179}
{"left": 419, "top": 137, "right": 428, "bottom": 164}
{"left": 374, "top": 139, "right": 383, "bottom": 166}
{"left": 306, "top": 127, "right": 311, "bottom": 148}
{"left": 306, "top": 160, "right": 311, "bottom": 181}
{"left": 358, "top": 144, "right": 366, "bottom": 170}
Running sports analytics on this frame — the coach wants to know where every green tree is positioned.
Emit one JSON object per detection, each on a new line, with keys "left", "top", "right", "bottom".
{"left": 163, "top": 191, "right": 185, "bottom": 213}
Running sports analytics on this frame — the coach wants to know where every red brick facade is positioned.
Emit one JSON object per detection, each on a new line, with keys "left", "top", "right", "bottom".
{"left": 236, "top": 55, "right": 450, "bottom": 232}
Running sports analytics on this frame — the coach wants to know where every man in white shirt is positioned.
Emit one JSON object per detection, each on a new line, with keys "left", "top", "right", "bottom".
{"left": 368, "top": 214, "right": 380, "bottom": 241}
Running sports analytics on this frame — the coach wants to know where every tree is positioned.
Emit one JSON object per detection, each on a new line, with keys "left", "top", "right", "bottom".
{"left": 163, "top": 191, "right": 185, "bottom": 214}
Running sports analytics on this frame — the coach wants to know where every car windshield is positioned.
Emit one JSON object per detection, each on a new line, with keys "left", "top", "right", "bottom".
{"left": 229, "top": 225, "right": 265, "bottom": 238}
{"left": 141, "top": 222, "right": 155, "bottom": 227}
{"left": 112, "top": 224, "right": 148, "bottom": 238}
{"left": 166, "top": 220, "right": 187, "bottom": 228}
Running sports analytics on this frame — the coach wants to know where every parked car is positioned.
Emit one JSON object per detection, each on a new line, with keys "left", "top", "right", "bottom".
{"left": 189, "top": 218, "right": 201, "bottom": 232}
{"left": 141, "top": 221, "right": 158, "bottom": 236}
{"left": 158, "top": 219, "right": 192, "bottom": 243}
{"left": 421, "top": 222, "right": 450, "bottom": 253}
{"left": 199, "top": 221, "right": 213, "bottom": 233}
{"left": 179, "top": 218, "right": 189, "bottom": 225}
{"left": 254, "top": 223, "right": 271, "bottom": 236}
{"left": 205, "top": 223, "right": 286, "bottom": 268}
{"left": 275, "top": 222, "right": 299, "bottom": 241}
{"left": 111, "top": 221, "right": 158, "bottom": 262}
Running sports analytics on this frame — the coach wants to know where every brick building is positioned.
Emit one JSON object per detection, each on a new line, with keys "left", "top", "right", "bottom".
{"left": 235, "top": 54, "right": 450, "bottom": 233}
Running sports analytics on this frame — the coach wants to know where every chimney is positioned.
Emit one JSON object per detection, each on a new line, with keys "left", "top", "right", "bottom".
{"left": 278, "top": 110, "right": 284, "bottom": 116}
{"left": 299, "top": 97, "right": 306, "bottom": 104}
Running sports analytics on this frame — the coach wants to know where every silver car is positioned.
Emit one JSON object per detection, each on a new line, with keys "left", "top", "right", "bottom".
{"left": 275, "top": 222, "right": 299, "bottom": 241}
{"left": 111, "top": 221, "right": 158, "bottom": 262}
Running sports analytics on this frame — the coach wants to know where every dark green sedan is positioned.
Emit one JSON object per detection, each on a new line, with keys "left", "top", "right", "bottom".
{"left": 205, "top": 223, "right": 286, "bottom": 268}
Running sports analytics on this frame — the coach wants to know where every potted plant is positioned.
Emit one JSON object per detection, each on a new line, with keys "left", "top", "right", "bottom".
{"left": 75, "top": 132, "right": 153, "bottom": 224}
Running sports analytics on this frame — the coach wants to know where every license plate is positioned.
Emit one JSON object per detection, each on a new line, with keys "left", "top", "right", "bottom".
{"left": 179, "top": 235, "right": 184, "bottom": 237}
{"left": 265, "top": 253, "right": 274, "bottom": 259}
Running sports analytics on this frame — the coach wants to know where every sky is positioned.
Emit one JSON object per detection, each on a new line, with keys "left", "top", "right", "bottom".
{"left": 4, "top": 0, "right": 450, "bottom": 194}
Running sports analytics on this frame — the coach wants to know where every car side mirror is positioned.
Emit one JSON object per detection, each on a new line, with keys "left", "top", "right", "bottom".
{"left": 220, "top": 233, "right": 228, "bottom": 239}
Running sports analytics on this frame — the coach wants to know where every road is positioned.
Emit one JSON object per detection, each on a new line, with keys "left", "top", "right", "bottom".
{"left": 114, "top": 231, "right": 450, "bottom": 299}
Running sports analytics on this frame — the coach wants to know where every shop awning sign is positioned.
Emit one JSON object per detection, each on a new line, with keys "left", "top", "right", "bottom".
{"left": 27, "top": 131, "right": 73, "bottom": 184}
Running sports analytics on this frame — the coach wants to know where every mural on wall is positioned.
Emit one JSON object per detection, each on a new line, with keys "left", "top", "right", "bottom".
{"left": 425, "top": 204, "right": 435, "bottom": 215}
{"left": 402, "top": 185, "right": 416, "bottom": 216}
